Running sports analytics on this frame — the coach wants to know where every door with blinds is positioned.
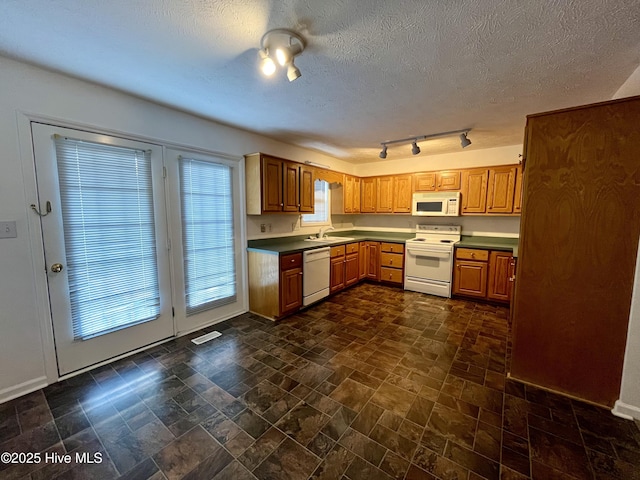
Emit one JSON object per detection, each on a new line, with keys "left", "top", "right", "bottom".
{"left": 164, "top": 148, "right": 244, "bottom": 335}
{"left": 31, "top": 123, "right": 174, "bottom": 375}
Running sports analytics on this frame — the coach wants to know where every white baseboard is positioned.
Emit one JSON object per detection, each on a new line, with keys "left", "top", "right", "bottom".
{"left": 0, "top": 376, "right": 48, "bottom": 404}
{"left": 612, "top": 400, "right": 640, "bottom": 420}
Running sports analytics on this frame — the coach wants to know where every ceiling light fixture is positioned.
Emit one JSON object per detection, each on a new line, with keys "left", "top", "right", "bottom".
{"left": 378, "top": 129, "right": 472, "bottom": 158}
{"left": 259, "top": 28, "right": 306, "bottom": 82}
{"left": 460, "top": 132, "right": 472, "bottom": 148}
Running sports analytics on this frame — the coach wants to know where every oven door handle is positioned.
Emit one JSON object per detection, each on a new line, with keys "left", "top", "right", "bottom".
{"left": 406, "top": 249, "right": 452, "bottom": 259}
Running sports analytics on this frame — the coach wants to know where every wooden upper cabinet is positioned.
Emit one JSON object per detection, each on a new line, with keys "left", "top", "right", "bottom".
{"left": 513, "top": 165, "right": 523, "bottom": 214}
{"left": 282, "top": 161, "right": 300, "bottom": 212}
{"left": 343, "top": 175, "right": 361, "bottom": 214}
{"left": 461, "top": 168, "right": 489, "bottom": 214}
{"left": 360, "top": 177, "right": 377, "bottom": 213}
{"left": 245, "top": 153, "right": 315, "bottom": 215}
{"left": 343, "top": 175, "right": 354, "bottom": 213}
{"left": 299, "top": 165, "right": 314, "bottom": 213}
{"left": 353, "top": 177, "right": 361, "bottom": 213}
{"left": 376, "top": 176, "right": 394, "bottom": 213}
{"left": 437, "top": 171, "right": 461, "bottom": 191}
{"left": 486, "top": 166, "right": 516, "bottom": 213}
{"left": 393, "top": 175, "right": 412, "bottom": 213}
{"left": 414, "top": 171, "right": 461, "bottom": 192}
{"left": 414, "top": 173, "right": 437, "bottom": 191}
{"left": 262, "top": 156, "right": 284, "bottom": 212}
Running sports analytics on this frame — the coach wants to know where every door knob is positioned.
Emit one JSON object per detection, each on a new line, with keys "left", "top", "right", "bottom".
{"left": 50, "top": 263, "right": 64, "bottom": 273}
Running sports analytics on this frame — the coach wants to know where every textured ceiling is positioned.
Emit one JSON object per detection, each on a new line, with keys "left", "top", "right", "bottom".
{"left": 1, "top": 0, "right": 639, "bottom": 163}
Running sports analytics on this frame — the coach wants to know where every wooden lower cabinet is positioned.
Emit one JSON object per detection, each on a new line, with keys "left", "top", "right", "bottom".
{"left": 330, "top": 245, "right": 346, "bottom": 294}
{"left": 487, "top": 251, "right": 512, "bottom": 301}
{"left": 379, "top": 242, "right": 404, "bottom": 285}
{"left": 345, "top": 252, "right": 359, "bottom": 287}
{"left": 454, "top": 260, "right": 488, "bottom": 298}
{"left": 280, "top": 265, "right": 303, "bottom": 314}
{"left": 453, "top": 248, "right": 514, "bottom": 303}
{"left": 358, "top": 242, "right": 367, "bottom": 279}
{"left": 364, "top": 241, "right": 380, "bottom": 281}
{"left": 331, "top": 243, "right": 359, "bottom": 293}
{"left": 248, "top": 251, "right": 302, "bottom": 320}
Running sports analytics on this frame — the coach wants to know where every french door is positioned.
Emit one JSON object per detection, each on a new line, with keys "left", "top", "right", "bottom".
{"left": 32, "top": 123, "right": 174, "bottom": 375}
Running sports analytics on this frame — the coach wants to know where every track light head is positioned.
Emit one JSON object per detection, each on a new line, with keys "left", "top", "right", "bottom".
{"left": 411, "top": 141, "right": 421, "bottom": 155}
{"left": 379, "top": 145, "right": 387, "bottom": 159}
{"left": 460, "top": 132, "right": 472, "bottom": 148}
{"left": 259, "top": 50, "right": 276, "bottom": 76}
{"left": 287, "top": 62, "right": 301, "bottom": 82}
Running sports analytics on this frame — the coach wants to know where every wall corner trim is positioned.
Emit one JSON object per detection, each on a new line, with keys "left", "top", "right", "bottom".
{"left": 612, "top": 399, "right": 640, "bottom": 421}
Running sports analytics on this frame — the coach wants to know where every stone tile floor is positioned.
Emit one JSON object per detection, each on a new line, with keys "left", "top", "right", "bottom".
{"left": 1, "top": 283, "right": 639, "bottom": 479}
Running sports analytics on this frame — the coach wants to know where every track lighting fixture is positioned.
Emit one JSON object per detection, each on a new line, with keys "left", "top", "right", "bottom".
{"left": 460, "top": 132, "right": 472, "bottom": 148}
{"left": 378, "top": 129, "right": 472, "bottom": 159}
{"left": 259, "top": 28, "right": 306, "bottom": 82}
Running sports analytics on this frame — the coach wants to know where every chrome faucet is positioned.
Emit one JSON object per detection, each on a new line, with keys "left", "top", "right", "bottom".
{"left": 318, "top": 226, "right": 335, "bottom": 238}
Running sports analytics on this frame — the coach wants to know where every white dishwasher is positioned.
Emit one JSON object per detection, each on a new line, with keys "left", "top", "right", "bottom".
{"left": 303, "top": 247, "right": 331, "bottom": 306}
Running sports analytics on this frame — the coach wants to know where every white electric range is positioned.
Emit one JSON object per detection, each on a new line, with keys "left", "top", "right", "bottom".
{"left": 404, "top": 225, "right": 461, "bottom": 297}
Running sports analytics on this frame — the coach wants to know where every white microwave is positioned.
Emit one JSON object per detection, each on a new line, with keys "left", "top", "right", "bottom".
{"left": 412, "top": 192, "right": 460, "bottom": 216}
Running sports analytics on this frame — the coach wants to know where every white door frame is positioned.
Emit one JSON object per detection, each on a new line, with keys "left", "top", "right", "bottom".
{"left": 16, "top": 112, "right": 248, "bottom": 386}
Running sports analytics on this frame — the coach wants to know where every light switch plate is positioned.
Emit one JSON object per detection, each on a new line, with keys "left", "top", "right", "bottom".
{"left": 0, "top": 221, "right": 17, "bottom": 238}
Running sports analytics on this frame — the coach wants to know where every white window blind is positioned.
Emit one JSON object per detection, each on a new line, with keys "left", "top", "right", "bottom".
{"left": 54, "top": 136, "right": 160, "bottom": 340}
{"left": 301, "top": 180, "right": 330, "bottom": 225}
{"left": 180, "top": 157, "right": 236, "bottom": 315}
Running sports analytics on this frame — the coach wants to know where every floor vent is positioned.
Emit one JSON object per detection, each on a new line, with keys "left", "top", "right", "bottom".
{"left": 191, "top": 331, "right": 222, "bottom": 345}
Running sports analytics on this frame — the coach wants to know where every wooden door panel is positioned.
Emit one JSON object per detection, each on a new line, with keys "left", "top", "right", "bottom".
{"left": 280, "top": 267, "right": 302, "bottom": 315}
{"left": 414, "top": 173, "right": 436, "bottom": 191}
{"left": 282, "top": 162, "right": 299, "bottom": 212}
{"left": 487, "top": 251, "right": 512, "bottom": 302}
{"left": 376, "top": 176, "right": 393, "bottom": 212}
{"left": 461, "top": 169, "right": 488, "bottom": 214}
{"left": 437, "top": 171, "right": 461, "bottom": 191}
{"left": 262, "top": 157, "right": 283, "bottom": 212}
{"left": 361, "top": 178, "right": 376, "bottom": 213}
{"left": 487, "top": 166, "right": 516, "bottom": 213}
{"left": 393, "top": 175, "right": 412, "bottom": 213}
{"left": 511, "top": 97, "right": 640, "bottom": 407}
{"left": 330, "top": 256, "right": 345, "bottom": 293}
{"left": 453, "top": 261, "right": 487, "bottom": 297}
{"left": 345, "top": 253, "right": 359, "bottom": 286}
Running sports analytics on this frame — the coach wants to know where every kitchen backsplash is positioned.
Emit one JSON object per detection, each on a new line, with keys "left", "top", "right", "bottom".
{"left": 246, "top": 213, "right": 519, "bottom": 239}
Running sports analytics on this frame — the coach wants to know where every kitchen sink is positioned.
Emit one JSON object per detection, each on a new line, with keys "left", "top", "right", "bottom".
{"left": 304, "top": 236, "right": 355, "bottom": 244}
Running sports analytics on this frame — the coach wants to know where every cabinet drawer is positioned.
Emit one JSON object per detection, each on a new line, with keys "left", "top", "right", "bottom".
{"left": 380, "top": 252, "right": 403, "bottom": 268}
{"left": 381, "top": 242, "right": 404, "bottom": 254}
{"left": 345, "top": 242, "right": 359, "bottom": 254}
{"left": 330, "top": 245, "right": 345, "bottom": 258}
{"left": 381, "top": 267, "right": 403, "bottom": 284}
{"left": 456, "top": 248, "right": 489, "bottom": 261}
{"left": 280, "top": 252, "right": 302, "bottom": 270}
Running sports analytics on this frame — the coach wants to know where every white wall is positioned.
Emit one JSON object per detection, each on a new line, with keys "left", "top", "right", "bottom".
{"left": 613, "top": 64, "right": 640, "bottom": 99}
{"left": 0, "top": 55, "right": 343, "bottom": 401}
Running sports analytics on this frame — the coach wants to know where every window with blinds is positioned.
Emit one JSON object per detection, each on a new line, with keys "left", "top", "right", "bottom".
{"left": 54, "top": 137, "right": 160, "bottom": 340}
{"left": 180, "top": 158, "right": 236, "bottom": 315}
{"left": 301, "top": 179, "right": 330, "bottom": 225}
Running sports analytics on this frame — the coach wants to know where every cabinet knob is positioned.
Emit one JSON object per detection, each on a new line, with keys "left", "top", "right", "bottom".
{"left": 471, "top": 253, "right": 475, "bottom": 258}
{"left": 299, "top": 272, "right": 303, "bottom": 275}
{"left": 280, "top": 203, "right": 284, "bottom": 206}
{"left": 291, "top": 259, "right": 295, "bottom": 262}
{"left": 389, "top": 260, "right": 393, "bottom": 264}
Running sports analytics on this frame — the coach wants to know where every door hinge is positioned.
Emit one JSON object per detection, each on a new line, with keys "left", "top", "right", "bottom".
{"left": 163, "top": 166, "right": 167, "bottom": 178}
{"left": 167, "top": 239, "right": 171, "bottom": 250}
{"left": 172, "top": 307, "right": 175, "bottom": 317}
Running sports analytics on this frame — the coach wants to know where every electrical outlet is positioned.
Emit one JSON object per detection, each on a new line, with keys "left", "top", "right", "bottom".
{"left": 260, "top": 223, "right": 266, "bottom": 233}
{"left": 0, "top": 221, "right": 17, "bottom": 238}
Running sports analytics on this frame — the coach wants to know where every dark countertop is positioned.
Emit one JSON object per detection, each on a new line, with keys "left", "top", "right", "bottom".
{"left": 457, "top": 235, "right": 519, "bottom": 256}
{"left": 248, "top": 231, "right": 520, "bottom": 256}
{"left": 247, "top": 231, "right": 414, "bottom": 254}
